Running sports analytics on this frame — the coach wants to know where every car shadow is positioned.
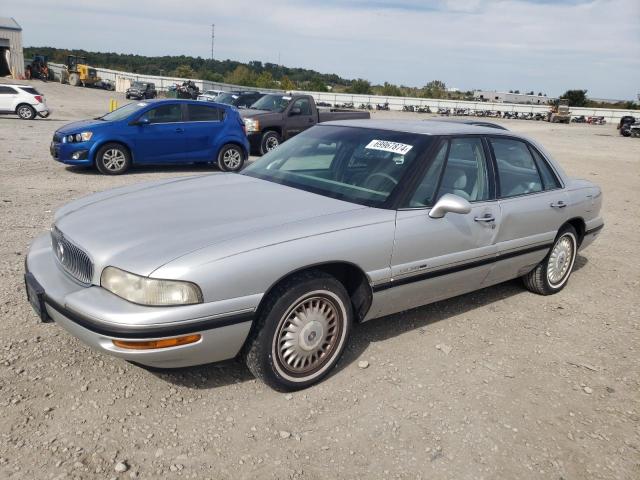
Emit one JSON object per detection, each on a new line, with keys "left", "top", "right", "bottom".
{"left": 151, "top": 254, "right": 589, "bottom": 390}
{"left": 64, "top": 164, "right": 221, "bottom": 176}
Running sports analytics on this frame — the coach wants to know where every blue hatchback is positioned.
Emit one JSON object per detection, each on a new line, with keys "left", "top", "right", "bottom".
{"left": 50, "top": 99, "right": 250, "bottom": 174}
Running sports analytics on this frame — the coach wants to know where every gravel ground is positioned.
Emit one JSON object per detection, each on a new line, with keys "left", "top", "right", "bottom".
{"left": 0, "top": 79, "right": 639, "bottom": 480}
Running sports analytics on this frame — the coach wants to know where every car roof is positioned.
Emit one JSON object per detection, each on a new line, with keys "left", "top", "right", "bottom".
{"left": 322, "top": 119, "right": 515, "bottom": 136}
{"left": 130, "top": 99, "right": 229, "bottom": 107}
{"left": 422, "top": 118, "right": 509, "bottom": 130}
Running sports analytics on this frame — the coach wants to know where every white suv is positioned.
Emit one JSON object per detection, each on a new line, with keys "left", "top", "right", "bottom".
{"left": 0, "top": 84, "right": 52, "bottom": 120}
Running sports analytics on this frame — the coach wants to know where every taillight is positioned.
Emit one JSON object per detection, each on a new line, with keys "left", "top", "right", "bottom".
{"left": 34, "top": 95, "right": 43, "bottom": 103}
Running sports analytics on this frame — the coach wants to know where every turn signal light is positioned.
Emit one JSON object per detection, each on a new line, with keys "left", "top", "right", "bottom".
{"left": 112, "top": 334, "right": 201, "bottom": 350}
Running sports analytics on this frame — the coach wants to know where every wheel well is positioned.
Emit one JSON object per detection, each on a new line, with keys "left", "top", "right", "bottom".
{"left": 219, "top": 141, "right": 248, "bottom": 159}
{"left": 94, "top": 141, "right": 133, "bottom": 163}
{"left": 258, "top": 262, "right": 373, "bottom": 323}
{"left": 262, "top": 127, "right": 282, "bottom": 138}
{"left": 564, "top": 217, "right": 585, "bottom": 246}
{"left": 15, "top": 103, "right": 34, "bottom": 113}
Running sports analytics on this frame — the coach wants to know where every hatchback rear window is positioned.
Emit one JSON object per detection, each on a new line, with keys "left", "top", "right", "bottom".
{"left": 19, "top": 87, "right": 40, "bottom": 95}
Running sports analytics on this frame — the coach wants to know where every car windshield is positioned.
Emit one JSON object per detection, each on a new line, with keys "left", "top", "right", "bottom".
{"left": 98, "top": 102, "right": 148, "bottom": 121}
{"left": 242, "top": 125, "right": 432, "bottom": 208}
{"left": 131, "top": 82, "right": 147, "bottom": 89}
{"left": 215, "top": 92, "right": 238, "bottom": 104}
{"left": 250, "top": 94, "right": 292, "bottom": 112}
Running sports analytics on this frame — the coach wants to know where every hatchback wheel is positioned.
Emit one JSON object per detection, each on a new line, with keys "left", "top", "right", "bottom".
{"left": 523, "top": 225, "right": 578, "bottom": 295}
{"left": 96, "top": 143, "right": 131, "bottom": 175}
{"left": 244, "top": 271, "right": 352, "bottom": 391}
{"left": 217, "top": 144, "right": 245, "bottom": 172}
{"left": 16, "top": 104, "right": 36, "bottom": 120}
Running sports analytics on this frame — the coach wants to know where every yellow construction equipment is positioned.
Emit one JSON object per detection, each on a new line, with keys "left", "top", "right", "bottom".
{"left": 61, "top": 55, "right": 100, "bottom": 87}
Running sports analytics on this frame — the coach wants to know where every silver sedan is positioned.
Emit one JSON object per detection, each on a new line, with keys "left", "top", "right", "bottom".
{"left": 25, "top": 120, "right": 604, "bottom": 391}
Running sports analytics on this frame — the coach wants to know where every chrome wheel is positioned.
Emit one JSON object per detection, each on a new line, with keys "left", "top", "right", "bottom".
{"left": 273, "top": 293, "right": 343, "bottom": 378}
{"left": 18, "top": 106, "right": 34, "bottom": 119}
{"left": 265, "top": 136, "right": 279, "bottom": 151}
{"left": 222, "top": 148, "right": 242, "bottom": 170}
{"left": 547, "top": 233, "right": 576, "bottom": 287}
{"left": 102, "top": 149, "right": 126, "bottom": 171}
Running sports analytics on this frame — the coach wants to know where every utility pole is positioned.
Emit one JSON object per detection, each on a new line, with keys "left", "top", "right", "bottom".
{"left": 211, "top": 24, "right": 215, "bottom": 60}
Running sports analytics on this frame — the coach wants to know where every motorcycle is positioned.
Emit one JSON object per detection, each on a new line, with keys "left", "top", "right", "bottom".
{"left": 376, "top": 102, "right": 390, "bottom": 111}
{"left": 571, "top": 115, "right": 587, "bottom": 123}
{"left": 402, "top": 105, "right": 414, "bottom": 112}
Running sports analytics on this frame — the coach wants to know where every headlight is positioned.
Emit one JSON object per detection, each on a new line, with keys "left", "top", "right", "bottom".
{"left": 100, "top": 266, "right": 203, "bottom": 306}
{"left": 80, "top": 131, "right": 93, "bottom": 141}
{"left": 244, "top": 118, "right": 259, "bottom": 133}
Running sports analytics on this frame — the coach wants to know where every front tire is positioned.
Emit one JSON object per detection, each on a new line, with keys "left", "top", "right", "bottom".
{"left": 95, "top": 143, "right": 131, "bottom": 175}
{"left": 244, "top": 271, "right": 353, "bottom": 391}
{"left": 16, "top": 104, "right": 36, "bottom": 120}
{"left": 217, "top": 144, "right": 245, "bottom": 172}
{"left": 523, "top": 225, "right": 578, "bottom": 295}
{"left": 260, "top": 131, "right": 281, "bottom": 155}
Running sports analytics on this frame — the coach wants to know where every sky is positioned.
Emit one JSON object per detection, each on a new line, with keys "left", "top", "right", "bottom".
{"left": 3, "top": 0, "right": 639, "bottom": 99}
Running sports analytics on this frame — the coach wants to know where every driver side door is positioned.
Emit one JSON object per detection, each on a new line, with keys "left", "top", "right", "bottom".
{"left": 379, "top": 137, "right": 501, "bottom": 316}
{"left": 132, "top": 103, "right": 187, "bottom": 164}
{"left": 284, "top": 98, "right": 316, "bottom": 139}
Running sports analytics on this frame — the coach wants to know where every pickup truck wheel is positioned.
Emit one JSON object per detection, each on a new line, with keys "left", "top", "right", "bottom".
{"left": 16, "top": 104, "right": 36, "bottom": 120}
{"left": 95, "top": 143, "right": 131, "bottom": 175}
{"left": 522, "top": 225, "right": 577, "bottom": 295}
{"left": 260, "top": 131, "right": 281, "bottom": 155}
{"left": 217, "top": 144, "right": 245, "bottom": 172}
{"left": 244, "top": 270, "right": 352, "bottom": 391}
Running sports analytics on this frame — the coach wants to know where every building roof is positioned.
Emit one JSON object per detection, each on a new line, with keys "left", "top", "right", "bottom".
{"left": 0, "top": 17, "right": 22, "bottom": 31}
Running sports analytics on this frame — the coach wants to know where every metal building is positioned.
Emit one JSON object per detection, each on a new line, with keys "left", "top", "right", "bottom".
{"left": 0, "top": 17, "right": 24, "bottom": 79}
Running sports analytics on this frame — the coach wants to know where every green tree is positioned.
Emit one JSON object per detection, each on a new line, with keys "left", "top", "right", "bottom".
{"left": 280, "top": 75, "right": 296, "bottom": 90}
{"left": 426, "top": 80, "right": 446, "bottom": 91}
{"left": 224, "top": 66, "right": 257, "bottom": 86}
{"left": 560, "top": 89, "right": 588, "bottom": 107}
{"left": 381, "top": 82, "right": 402, "bottom": 97}
{"left": 255, "top": 71, "right": 276, "bottom": 89}
{"left": 347, "top": 78, "right": 372, "bottom": 94}
{"left": 306, "top": 78, "right": 328, "bottom": 92}
{"left": 173, "top": 64, "right": 196, "bottom": 78}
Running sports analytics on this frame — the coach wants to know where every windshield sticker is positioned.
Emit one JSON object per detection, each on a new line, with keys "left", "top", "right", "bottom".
{"left": 137, "top": 103, "right": 146, "bottom": 107}
{"left": 282, "top": 96, "right": 292, "bottom": 100}
{"left": 232, "top": 95, "right": 239, "bottom": 99}
{"left": 365, "top": 139, "right": 413, "bottom": 155}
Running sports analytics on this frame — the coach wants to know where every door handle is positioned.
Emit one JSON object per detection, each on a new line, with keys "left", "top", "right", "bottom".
{"left": 474, "top": 214, "right": 495, "bottom": 223}
{"left": 175, "top": 127, "right": 184, "bottom": 133}
{"left": 550, "top": 201, "right": 567, "bottom": 208}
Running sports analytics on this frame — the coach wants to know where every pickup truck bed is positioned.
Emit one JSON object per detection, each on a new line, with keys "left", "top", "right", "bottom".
{"left": 241, "top": 94, "right": 370, "bottom": 155}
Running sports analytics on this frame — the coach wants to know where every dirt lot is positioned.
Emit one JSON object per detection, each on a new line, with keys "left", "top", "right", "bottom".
{"left": 0, "top": 79, "right": 638, "bottom": 480}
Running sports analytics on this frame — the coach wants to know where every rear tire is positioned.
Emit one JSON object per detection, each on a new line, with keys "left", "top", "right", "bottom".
{"left": 69, "top": 73, "right": 80, "bottom": 87}
{"left": 16, "top": 104, "right": 36, "bottom": 120}
{"left": 95, "top": 143, "right": 131, "bottom": 175}
{"left": 217, "top": 144, "right": 245, "bottom": 172}
{"left": 260, "top": 131, "right": 281, "bottom": 155}
{"left": 523, "top": 225, "right": 578, "bottom": 295}
{"left": 244, "top": 271, "right": 352, "bottom": 391}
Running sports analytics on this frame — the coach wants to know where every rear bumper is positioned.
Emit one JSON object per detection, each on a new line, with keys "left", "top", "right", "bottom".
{"left": 579, "top": 220, "right": 604, "bottom": 251}
{"left": 25, "top": 233, "right": 254, "bottom": 368}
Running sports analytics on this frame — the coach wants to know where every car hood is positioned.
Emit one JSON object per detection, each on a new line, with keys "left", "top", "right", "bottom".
{"left": 239, "top": 109, "right": 282, "bottom": 119}
{"left": 56, "top": 119, "right": 110, "bottom": 135}
{"left": 53, "top": 174, "right": 365, "bottom": 278}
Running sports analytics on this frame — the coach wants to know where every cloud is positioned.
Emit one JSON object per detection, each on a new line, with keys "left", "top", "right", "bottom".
{"left": 8, "top": 0, "right": 640, "bottom": 99}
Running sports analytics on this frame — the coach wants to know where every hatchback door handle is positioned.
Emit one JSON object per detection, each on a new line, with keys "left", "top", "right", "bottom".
{"left": 550, "top": 201, "right": 567, "bottom": 208}
{"left": 474, "top": 214, "right": 495, "bottom": 223}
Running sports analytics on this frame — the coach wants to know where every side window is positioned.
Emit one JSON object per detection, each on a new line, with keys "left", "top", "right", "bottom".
{"left": 437, "top": 138, "right": 490, "bottom": 202}
{"left": 406, "top": 142, "right": 448, "bottom": 207}
{"left": 188, "top": 104, "right": 223, "bottom": 122}
{"left": 0, "top": 86, "right": 17, "bottom": 94}
{"left": 530, "top": 147, "right": 561, "bottom": 190}
{"left": 292, "top": 98, "right": 311, "bottom": 115}
{"left": 145, "top": 104, "right": 182, "bottom": 124}
{"left": 491, "top": 138, "right": 542, "bottom": 198}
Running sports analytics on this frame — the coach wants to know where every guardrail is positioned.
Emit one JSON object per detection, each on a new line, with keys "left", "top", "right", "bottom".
{"left": 46, "top": 63, "right": 636, "bottom": 122}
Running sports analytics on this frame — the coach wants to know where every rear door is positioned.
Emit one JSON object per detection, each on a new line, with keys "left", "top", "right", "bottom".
{"left": 183, "top": 103, "right": 225, "bottom": 162}
{"left": 383, "top": 137, "right": 501, "bottom": 316}
{"left": 284, "top": 97, "right": 316, "bottom": 139}
{"left": 0, "top": 85, "right": 18, "bottom": 112}
{"left": 132, "top": 103, "right": 187, "bottom": 164}
{"left": 485, "top": 136, "right": 568, "bottom": 284}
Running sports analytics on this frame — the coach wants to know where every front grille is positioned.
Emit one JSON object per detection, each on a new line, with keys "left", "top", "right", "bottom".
{"left": 53, "top": 133, "right": 62, "bottom": 143}
{"left": 51, "top": 226, "right": 94, "bottom": 284}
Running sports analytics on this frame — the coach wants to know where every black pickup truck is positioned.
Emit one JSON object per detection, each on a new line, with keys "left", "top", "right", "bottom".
{"left": 240, "top": 94, "right": 371, "bottom": 155}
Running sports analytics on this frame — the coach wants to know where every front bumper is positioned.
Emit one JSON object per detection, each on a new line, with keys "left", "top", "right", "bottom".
{"left": 50, "top": 140, "right": 94, "bottom": 165}
{"left": 25, "top": 233, "right": 254, "bottom": 368}
{"left": 247, "top": 132, "right": 262, "bottom": 153}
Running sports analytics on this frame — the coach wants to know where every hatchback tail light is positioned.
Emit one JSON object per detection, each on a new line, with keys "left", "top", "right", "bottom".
{"left": 34, "top": 95, "right": 43, "bottom": 103}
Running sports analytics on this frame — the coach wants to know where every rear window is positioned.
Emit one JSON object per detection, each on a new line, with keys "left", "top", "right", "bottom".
{"left": 18, "top": 87, "right": 40, "bottom": 95}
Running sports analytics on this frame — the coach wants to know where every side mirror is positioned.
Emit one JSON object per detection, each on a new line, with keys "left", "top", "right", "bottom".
{"left": 289, "top": 107, "right": 301, "bottom": 116}
{"left": 135, "top": 116, "right": 150, "bottom": 126}
{"left": 429, "top": 194, "right": 471, "bottom": 219}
